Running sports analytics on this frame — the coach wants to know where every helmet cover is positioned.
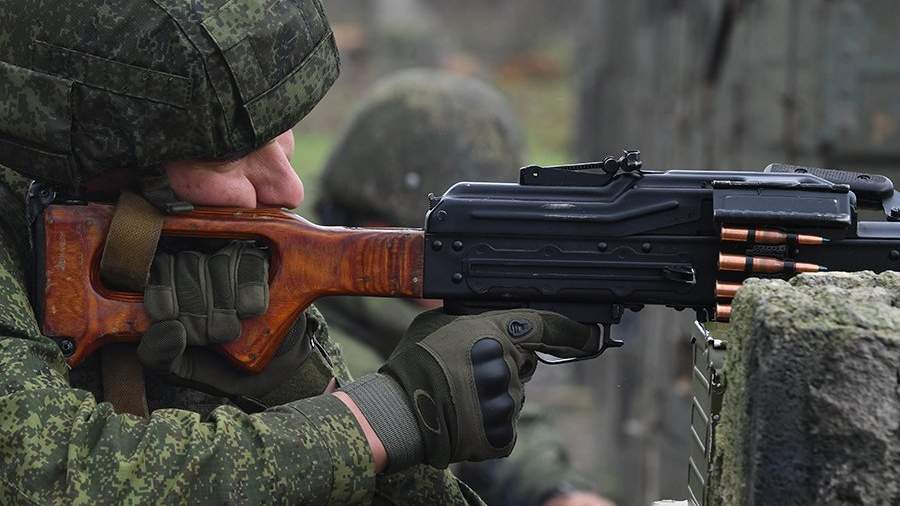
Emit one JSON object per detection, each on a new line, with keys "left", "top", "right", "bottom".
{"left": 0, "top": 0, "right": 340, "bottom": 189}
{"left": 319, "top": 69, "right": 524, "bottom": 228}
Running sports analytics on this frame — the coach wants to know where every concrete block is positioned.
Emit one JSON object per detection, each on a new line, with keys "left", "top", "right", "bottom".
{"left": 709, "top": 272, "right": 900, "bottom": 505}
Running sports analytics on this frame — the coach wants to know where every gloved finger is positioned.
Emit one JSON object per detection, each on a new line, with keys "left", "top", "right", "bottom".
{"left": 174, "top": 250, "right": 210, "bottom": 345}
{"left": 138, "top": 320, "right": 188, "bottom": 373}
{"left": 517, "top": 351, "right": 539, "bottom": 382}
{"left": 163, "top": 346, "right": 252, "bottom": 398}
{"left": 168, "top": 333, "right": 310, "bottom": 400}
{"left": 234, "top": 246, "right": 269, "bottom": 319}
{"left": 206, "top": 243, "right": 241, "bottom": 344}
{"left": 145, "top": 253, "right": 178, "bottom": 321}
{"left": 513, "top": 311, "right": 601, "bottom": 359}
{"left": 394, "top": 308, "right": 458, "bottom": 355}
{"left": 409, "top": 308, "right": 458, "bottom": 336}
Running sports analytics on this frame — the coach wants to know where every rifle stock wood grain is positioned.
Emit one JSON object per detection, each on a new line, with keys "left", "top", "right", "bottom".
{"left": 39, "top": 203, "right": 424, "bottom": 373}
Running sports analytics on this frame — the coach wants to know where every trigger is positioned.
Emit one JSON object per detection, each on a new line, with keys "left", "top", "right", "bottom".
{"left": 536, "top": 323, "right": 624, "bottom": 365}
{"left": 598, "top": 323, "right": 624, "bottom": 354}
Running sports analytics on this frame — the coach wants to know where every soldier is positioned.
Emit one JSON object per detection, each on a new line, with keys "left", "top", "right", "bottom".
{"left": 0, "top": 1, "right": 600, "bottom": 503}
{"left": 316, "top": 69, "right": 615, "bottom": 506}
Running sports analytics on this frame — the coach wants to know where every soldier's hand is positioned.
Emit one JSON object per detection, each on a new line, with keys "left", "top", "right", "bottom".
{"left": 138, "top": 241, "right": 308, "bottom": 400}
{"left": 340, "top": 309, "right": 599, "bottom": 472}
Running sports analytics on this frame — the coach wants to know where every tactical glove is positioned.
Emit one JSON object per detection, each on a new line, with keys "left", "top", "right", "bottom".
{"left": 341, "top": 309, "right": 600, "bottom": 472}
{"left": 138, "top": 241, "right": 309, "bottom": 401}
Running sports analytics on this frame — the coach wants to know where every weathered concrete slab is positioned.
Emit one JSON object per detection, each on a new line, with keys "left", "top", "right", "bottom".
{"left": 710, "top": 272, "right": 900, "bottom": 505}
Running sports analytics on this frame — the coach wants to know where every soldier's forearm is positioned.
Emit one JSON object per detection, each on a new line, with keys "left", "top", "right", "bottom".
{"left": 0, "top": 334, "right": 378, "bottom": 503}
{"left": 333, "top": 390, "right": 388, "bottom": 472}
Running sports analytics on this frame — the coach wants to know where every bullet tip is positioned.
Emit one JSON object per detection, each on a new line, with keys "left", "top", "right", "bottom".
{"left": 821, "top": 238, "right": 831, "bottom": 243}
{"left": 819, "top": 266, "right": 829, "bottom": 272}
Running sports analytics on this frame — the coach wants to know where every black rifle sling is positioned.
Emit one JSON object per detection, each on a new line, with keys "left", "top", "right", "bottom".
{"left": 97, "top": 191, "right": 163, "bottom": 417}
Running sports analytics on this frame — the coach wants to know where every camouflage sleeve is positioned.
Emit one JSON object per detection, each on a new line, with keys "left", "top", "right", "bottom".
{"left": 0, "top": 180, "right": 376, "bottom": 504}
{"left": 373, "top": 465, "right": 485, "bottom": 506}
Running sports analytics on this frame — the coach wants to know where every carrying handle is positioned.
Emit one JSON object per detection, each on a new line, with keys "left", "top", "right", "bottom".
{"left": 764, "top": 163, "right": 894, "bottom": 207}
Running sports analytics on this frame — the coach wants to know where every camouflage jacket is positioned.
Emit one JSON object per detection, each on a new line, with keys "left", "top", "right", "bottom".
{"left": 0, "top": 168, "right": 482, "bottom": 505}
{"left": 318, "top": 296, "right": 598, "bottom": 506}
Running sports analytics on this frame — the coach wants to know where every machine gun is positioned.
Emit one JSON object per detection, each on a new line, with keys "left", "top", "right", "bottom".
{"left": 29, "top": 150, "right": 900, "bottom": 374}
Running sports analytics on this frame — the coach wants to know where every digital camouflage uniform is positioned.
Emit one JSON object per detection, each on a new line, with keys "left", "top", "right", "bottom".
{"left": 317, "top": 69, "right": 599, "bottom": 506}
{"left": 320, "top": 296, "right": 598, "bottom": 506}
{"left": 0, "top": 1, "right": 481, "bottom": 503}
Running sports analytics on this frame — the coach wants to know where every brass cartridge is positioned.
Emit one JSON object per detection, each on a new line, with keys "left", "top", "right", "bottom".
{"left": 715, "top": 281, "right": 742, "bottom": 299}
{"left": 718, "top": 253, "right": 827, "bottom": 274}
{"left": 715, "top": 304, "right": 732, "bottom": 321}
{"left": 720, "top": 227, "right": 827, "bottom": 245}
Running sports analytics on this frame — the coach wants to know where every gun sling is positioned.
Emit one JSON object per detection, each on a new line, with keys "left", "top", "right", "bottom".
{"left": 97, "top": 191, "right": 163, "bottom": 417}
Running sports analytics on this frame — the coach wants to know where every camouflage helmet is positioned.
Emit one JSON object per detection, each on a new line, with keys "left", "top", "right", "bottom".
{"left": 318, "top": 69, "right": 524, "bottom": 228}
{"left": 0, "top": 0, "right": 339, "bottom": 190}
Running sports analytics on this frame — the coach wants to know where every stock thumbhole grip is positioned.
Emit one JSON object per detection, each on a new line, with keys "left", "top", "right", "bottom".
{"left": 765, "top": 163, "right": 894, "bottom": 205}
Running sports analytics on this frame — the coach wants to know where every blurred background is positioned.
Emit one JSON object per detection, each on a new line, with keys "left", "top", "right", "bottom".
{"left": 295, "top": 0, "right": 583, "bottom": 213}
{"left": 295, "top": 1, "right": 900, "bottom": 504}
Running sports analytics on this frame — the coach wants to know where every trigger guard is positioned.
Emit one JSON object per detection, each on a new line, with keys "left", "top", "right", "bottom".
{"left": 536, "top": 323, "right": 624, "bottom": 365}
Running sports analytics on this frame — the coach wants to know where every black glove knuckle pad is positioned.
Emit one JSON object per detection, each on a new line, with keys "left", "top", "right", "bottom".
{"left": 470, "top": 337, "right": 515, "bottom": 448}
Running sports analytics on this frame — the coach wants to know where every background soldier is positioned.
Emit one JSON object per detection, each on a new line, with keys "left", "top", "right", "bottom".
{"left": 0, "top": 1, "right": 602, "bottom": 503}
{"left": 316, "top": 69, "right": 615, "bottom": 506}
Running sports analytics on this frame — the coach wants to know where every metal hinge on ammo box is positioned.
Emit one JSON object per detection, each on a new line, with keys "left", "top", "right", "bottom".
{"left": 687, "top": 321, "right": 728, "bottom": 506}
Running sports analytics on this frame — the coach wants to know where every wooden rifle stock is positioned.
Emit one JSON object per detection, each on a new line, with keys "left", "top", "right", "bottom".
{"left": 37, "top": 203, "right": 424, "bottom": 373}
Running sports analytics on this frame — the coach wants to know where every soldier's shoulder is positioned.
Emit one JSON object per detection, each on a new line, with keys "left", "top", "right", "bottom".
{"left": 0, "top": 168, "right": 36, "bottom": 339}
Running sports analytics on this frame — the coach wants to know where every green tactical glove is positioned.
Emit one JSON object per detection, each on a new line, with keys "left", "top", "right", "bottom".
{"left": 341, "top": 309, "right": 600, "bottom": 472}
{"left": 138, "top": 241, "right": 310, "bottom": 401}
